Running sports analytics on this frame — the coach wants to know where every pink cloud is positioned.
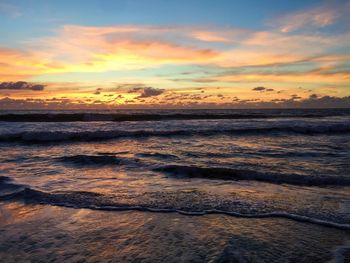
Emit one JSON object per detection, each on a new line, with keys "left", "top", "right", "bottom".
{"left": 269, "top": 2, "right": 350, "bottom": 33}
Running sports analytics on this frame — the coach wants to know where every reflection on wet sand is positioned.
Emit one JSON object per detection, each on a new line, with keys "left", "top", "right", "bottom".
{"left": 1, "top": 202, "right": 349, "bottom": 262}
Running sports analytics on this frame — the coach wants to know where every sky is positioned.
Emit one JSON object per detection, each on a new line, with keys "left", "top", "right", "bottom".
{"left": 0, "top": 0, "right": 350, "bottom": 109}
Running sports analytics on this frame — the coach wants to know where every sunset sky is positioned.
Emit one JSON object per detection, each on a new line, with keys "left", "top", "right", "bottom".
{"left": 0, "top": 0, "right": 350, "bottom": 109}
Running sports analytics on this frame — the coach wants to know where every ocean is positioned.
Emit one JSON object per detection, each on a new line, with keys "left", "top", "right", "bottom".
{"left": 1, "top": 109, "right": 350, "bottom": 262}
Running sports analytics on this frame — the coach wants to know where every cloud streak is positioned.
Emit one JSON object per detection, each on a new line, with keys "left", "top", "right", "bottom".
{"left": 268, "top": 1, "right": 350, "bottom": 33}
{"left": 0, "top": 81, "right": 45, "bottom": 91}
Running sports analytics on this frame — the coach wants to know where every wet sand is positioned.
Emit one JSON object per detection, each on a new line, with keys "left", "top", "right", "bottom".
{"left": 1, "top": 201, "right": 350, "bottom": 262}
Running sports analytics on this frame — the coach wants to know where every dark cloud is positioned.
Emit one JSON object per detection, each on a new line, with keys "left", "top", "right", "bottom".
{"left": 189, "top": 95, "right": 203, "bottom": 100}
{"left": 0, "top": 81, "right": 45, "bottom": 91}
{"left": 252, "top": 86, "right": 266, "bottom": 91}
{"left": 291, "top": 94, "right": 302, "bottom": 100}
{"left": 130, "top": 87, "right": 164, "bottom": 98}
{"left": 94, "top": 88, "right": 102, "bottom": 95}
{"left": 127, "top": 87, "right": 144, "bottom": 93}
{"left": 252, "top": 87, "right": 274, "bottom": 92}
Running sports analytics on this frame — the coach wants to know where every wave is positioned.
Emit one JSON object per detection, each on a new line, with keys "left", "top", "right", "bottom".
{"left": 56, "top": 154, "right": 130, "bottom": 166}
{"left": 0, "top": 176, "right": 26, "bottom": 198}
{"left": 1, "top": 123, "right": 350, "bottom": 143}
{"left": 135, "top": 152, "right": 179, "bottom": 160}
{"left": 0, "top": 176, "right": 10, "bottom": 183}
{"left": 1, "top": 185, "right": 349, "bottom": 231}
{"left": 1, "top": 112, "right": 347, "bottom": 122}
{"left": 154, "top": 165, "right": 350, "bottom": 187}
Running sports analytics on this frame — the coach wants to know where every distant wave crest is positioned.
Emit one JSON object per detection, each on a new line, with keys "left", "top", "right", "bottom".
{"left": 1, "top": 111, "right": 349, "bottom": 122}
{"left": 1, "top": 123, "right": 350, "bottom": 143}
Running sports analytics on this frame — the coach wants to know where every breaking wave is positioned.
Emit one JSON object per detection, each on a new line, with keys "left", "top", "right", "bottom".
{"left": 0, "top": 184, "right": 349, "bottom": 231}
{"left": 154, "top": 165, "right": 350, "bottom": 186}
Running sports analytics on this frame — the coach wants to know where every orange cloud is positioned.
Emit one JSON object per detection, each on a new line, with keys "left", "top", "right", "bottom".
{"left": 41, "top": 25, "right": 350, "bottom": 71}
{"left": 0, "top": 48, "right": 54, "bottom": 81}
{"left": 1, "top": 22, "right": 350, "bottom": 89}
{"left": 27, "top": 25, "right": 222, "bottom": 73}
{"left": 191, "top": 31, "right": 231, "bottom": 42}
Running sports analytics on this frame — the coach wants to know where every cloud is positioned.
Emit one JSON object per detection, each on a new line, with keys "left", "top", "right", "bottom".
{"left": 309, "top": 94, "right": 318, "bottom": 99}
{"left": 268, "top": 2, "right": 349, "bottom": 33}
{"left": 1, "top": 19, "right": 350, "bottom": 84}
{"left": 0, "top": 1, "right": 350, "bottom": 97}
{"left": 0, "top": 81, "right": 45, "bottom": 91}
{"left": 213, "top": 65, "right": 350, "bottom": 85}
{"left": 113, "top": 83, "right": 145, "bottom": 90}
{"left": 1, "top": 95, "right": 349, "bottom": 109}
{"left": 0, "top": 48, "right": 52, "bottom": 81}
{"left": 128, "top": 87, "right": 144, "bottom": 93}
{"left": 291, "top": 94, "right": 302, "bottom": 100}
{"left": 136, "top": 87, "right": 164, "bottom": 98}
{"left": 127, "top": 86, "right": 165, "bottom": 99}
{"left": 191, "top": 31, "right": 231, "bottom": 43}
{"left": 35, "top": 25, "right": 219, "bottom": 72}
{"left": 252, "top": 86, "right": 266, "bottom": 91}
{"left": 25, "top": 23, "right": 349, "bottom": 75}
{"left": 93, "top": 88, "right": 102, "bottom": 95}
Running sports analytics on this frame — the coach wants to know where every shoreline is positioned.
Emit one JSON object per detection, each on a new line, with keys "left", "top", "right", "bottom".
{"left": 1, "top": 201, "right": 350, "bottom": 262}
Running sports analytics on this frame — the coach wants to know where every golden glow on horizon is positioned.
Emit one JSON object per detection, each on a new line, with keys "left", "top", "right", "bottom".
{"left": 1, "top": 2, "right": 350, "bottom": 108}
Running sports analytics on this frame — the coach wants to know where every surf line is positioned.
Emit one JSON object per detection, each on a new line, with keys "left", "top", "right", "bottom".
{"left": 31, "top": 201, "right": 350, "bottom": 231}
